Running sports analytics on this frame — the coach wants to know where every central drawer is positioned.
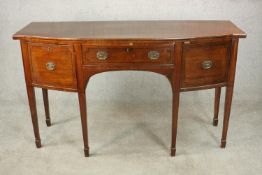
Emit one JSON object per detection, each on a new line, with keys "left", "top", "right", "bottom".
{"left": 82, "top": 43, "right": 173, "bottom": 65}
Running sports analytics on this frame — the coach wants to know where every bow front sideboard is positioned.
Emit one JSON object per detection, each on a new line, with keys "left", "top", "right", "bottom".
{"left": 13, "top": 21, "right": 246, "bottom": 157}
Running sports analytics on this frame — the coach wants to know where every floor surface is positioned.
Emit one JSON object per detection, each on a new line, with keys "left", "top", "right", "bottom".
{"left": 0, "top": 96, "right": 261, "bottom": 175}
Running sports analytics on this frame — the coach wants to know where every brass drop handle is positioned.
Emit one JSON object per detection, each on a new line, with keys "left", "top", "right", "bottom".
{"left": 46, "top": 62, "right": 56, "bottom": 71}
{"left": 201, "top": 60, "right": 213, "bottom": 70}
{"left": 97, "top": 51, "right": 108, "bottom": 60}
{"left": 148, "top": 51, "right": 160, "bottom": 60}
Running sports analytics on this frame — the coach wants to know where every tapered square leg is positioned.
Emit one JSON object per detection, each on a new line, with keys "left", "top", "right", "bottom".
{"left": 220, "top": 38, "right": 239, "bottom": 148}
{"left": 42, "top": 88, "right": 51, "bottom": 127}
{"left": 171, "top": 90, "right": 180, "bottom": 157}
{"left": 213, "top": 87, "right": 221, "bottom": 126}
{"left": 221, "top": 86, "right": 234, "bottom": 148}
{"left": 26, "top": 85, "right": 41, "bottom": 148}
{"left": 78, "top": 91, "right": 89, "bottom": 157}
{"left": 170, "top": 42, "right": 183, "bottom": 157}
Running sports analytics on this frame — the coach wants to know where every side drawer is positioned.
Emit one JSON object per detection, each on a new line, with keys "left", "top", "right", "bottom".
{"left": 28, "top": 43, "right": 77, "bottom": 90}
{"left": 181, "top": 41, "right": 231, "bottom": 88}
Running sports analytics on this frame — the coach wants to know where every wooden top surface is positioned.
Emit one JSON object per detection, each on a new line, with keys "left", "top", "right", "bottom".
{"left": 13, "top": 20, "right": 246, "bottom": 41}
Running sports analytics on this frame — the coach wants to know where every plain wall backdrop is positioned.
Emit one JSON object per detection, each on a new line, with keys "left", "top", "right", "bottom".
{"left": 0, "top": 0, "right": 261, "bottom": 106}
{"left": 1, "top": 1, "right": 262, "bottom": 175}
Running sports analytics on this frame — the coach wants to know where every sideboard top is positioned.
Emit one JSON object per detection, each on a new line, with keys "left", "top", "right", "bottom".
{"left": 13, "top": 20, "right": 246, "bottom": 41}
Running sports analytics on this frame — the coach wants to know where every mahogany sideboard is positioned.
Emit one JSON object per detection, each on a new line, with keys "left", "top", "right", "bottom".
{"left": 13, "top": 21, "right": 246, "bottom": 157}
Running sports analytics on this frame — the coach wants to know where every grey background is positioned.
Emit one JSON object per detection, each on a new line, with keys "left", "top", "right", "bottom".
{"left": 0, "top": 0, "right": 262, "bottom": 175}
{"left": 1, "top": 0, "right": 262, "bottom": 104}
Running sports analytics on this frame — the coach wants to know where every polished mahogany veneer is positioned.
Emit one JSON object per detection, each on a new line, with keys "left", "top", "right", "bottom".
{"left": 28, "top": 43, "right": 77, "bottom": 90}
{"left": 13, "top": 20, "right": 246, "bottom": 157}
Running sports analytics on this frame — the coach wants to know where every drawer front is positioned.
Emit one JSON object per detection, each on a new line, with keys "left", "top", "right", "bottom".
{"left": 28, "top": 43, "right": 77, "bottom": 89}
{"left": 82, "top": 45, "right": 173, "bottom": 64}
{"left": 181, "top": 43, "right": 230, "bottom": 88}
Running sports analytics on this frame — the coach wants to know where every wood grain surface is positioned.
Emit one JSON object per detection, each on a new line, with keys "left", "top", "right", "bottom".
{"left": 13, "top": 20, "right": 246, "bottom": 40}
